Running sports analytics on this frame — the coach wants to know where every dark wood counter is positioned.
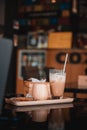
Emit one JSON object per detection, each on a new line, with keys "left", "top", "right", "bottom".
{"left": 1, "top": 99, "right": 87, "bottom": 130}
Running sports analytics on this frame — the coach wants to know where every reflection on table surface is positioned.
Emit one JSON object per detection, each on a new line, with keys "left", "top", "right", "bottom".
{"left": 0, "top": 100, "right": 87, "bottom": 130}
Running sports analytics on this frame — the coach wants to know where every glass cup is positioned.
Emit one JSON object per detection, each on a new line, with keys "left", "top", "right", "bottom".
{"left": 49, "top": 69, "right": 66, "bottom": 99}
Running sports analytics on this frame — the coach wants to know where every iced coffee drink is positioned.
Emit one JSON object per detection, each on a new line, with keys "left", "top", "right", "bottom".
{"left": 49, "top": 69, "right": 66, "bottom": 99}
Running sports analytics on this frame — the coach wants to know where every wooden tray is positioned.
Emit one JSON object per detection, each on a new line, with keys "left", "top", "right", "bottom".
{"left": 5, "top": 97, "right": 74, "bottom": 106}
{"left": 5, "top": 103, "right": 74, "bottom": 112}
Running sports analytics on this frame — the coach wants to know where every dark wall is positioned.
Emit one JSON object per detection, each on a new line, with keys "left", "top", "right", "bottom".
{"left": 5, "top": 0, "right": 18, "bottom": 38}
{"left": 4, "top": 0, "right": 18, "bottom": 95}
{"left": 0, "top": 0, "right": 5, "bottom": 25}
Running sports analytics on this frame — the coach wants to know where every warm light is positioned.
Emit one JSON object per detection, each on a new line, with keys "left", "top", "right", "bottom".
{"left": 51, "top": 0, "right": 56, "bottom": 3}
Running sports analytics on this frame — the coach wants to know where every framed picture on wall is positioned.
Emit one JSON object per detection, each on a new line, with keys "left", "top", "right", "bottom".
{"left": 77, "top": 33, "right": 87, "bottom": 49}
{"left": 26, "top": 31, "right": 48, "bottom": 48}
{"left": 17, "top": 49, "right": 46, "bottom": 79}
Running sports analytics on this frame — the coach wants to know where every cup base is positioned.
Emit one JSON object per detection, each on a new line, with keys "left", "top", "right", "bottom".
{"left": 52, "top": 96, "right": 63, "bottom": 99}
{"left": 52, "top": 96, "right": 60, "bottom": 99}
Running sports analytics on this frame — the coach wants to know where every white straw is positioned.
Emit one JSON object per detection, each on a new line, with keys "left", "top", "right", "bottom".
{"left": 63, "top": 53, "right": 68, "bottom": 73}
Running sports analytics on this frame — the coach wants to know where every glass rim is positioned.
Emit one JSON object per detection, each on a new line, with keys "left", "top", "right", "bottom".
{"left": 49, "top": 69, "right": 66, "bottom": 73}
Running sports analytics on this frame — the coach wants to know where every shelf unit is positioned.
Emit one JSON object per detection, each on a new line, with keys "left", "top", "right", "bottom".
{"left": 17, "top": 0, "right": 71, "bottom": 32}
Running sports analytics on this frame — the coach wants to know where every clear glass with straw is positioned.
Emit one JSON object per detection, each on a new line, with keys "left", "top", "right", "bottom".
{"left": 49, "top": 53, "right": 68, "bottom": 99}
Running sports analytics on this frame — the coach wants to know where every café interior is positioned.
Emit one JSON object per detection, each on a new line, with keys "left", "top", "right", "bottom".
{"left": 0, "top": 0, "right": 87, "bottom": 130}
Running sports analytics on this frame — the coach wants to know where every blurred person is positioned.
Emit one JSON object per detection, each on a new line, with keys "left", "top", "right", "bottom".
{"left": 0, "top": 24, "right": 16, "bottom": 97}
{"left": 0, "top": 24, "right": 12, "bottom": 41}
{"left": 0, "top": 24, "right": 13, "bottom": 113}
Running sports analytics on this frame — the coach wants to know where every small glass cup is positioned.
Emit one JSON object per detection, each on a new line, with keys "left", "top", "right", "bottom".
{"left": 49, "top": 69, "right": 66, "bottom": 99}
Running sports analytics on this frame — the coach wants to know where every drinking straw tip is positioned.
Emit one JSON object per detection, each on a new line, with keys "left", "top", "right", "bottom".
{"left": 63, "top": 53, "right": 68, "bottom": 72}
